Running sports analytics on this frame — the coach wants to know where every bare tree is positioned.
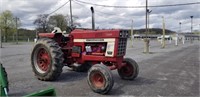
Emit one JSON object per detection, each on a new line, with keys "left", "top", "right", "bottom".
{"left": 33, "top": 14, "right": 49, "bottom": 32}
{"left": 71, "top": 15, "right": 81, "bottom": 27}
{"left": 48, "top": 14, "right": 81, "bottom": 33}
{"left": 48, "top": 14, "right": 68, "bottom": 31}
{"left": 34, "top": 13, "right": 81, "bottom": 33}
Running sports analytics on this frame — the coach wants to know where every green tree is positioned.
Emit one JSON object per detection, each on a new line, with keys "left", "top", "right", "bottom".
{"left": 0, "top": 10, "right": 16, "bottom": 42}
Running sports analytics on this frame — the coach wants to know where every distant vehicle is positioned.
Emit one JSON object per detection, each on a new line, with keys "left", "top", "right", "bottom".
{"left": 34, "top": 38, "right": 37, "bottom": 43}
{"left": 157, "top": 35, "right": 172, "bottom": 40}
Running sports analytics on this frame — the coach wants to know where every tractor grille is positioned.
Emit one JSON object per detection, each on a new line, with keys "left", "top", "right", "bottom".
{"left": 117, "top": 38, "right": 127, "bottom": 56}
{"left": 117, "top": 30, "right": 129, "bottom": 56}
{"left": 119, "top": 30, "right": 129, "bottom": 38}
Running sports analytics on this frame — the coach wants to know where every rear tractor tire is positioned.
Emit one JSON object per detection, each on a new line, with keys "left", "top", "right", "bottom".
{"left": 31, "top": 38, "right": 64, "bottom": 81}
{"left": 87, "top": 64, "right": 114, "bottom": 94}
{"left": 118, "top": 58, "right": 139, "bottom": 80}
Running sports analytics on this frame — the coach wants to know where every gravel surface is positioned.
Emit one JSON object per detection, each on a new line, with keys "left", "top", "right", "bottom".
{"left": 0, "top": 39, "right": 199, "bottom": 96}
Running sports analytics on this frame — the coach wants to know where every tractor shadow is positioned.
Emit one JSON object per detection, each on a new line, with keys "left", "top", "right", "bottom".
{"left": 56, "top": 68, "right": 157, "bottom": 95}
{"left": 107, "top": 76, "right": 157, "bottom": 95}
{"left": 56, "top": 68, "right": 88, "bottom": 82}
{"left": 49, "top": 67, "right": 157, "bottom": 95}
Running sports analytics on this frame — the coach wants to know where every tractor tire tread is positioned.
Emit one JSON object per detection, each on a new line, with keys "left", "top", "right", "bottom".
{"left": 87, "top": 64, "right": 114, "bottom": 94}
{"left": 118, "top": 58, "right": 139, "bottom": 80}
{"left": 31, "top": 38, "right": 64, "bottom": 81}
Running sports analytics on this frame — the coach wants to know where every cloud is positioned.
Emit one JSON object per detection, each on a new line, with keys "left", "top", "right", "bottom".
{"left": 1, "top": 0, "right": 199, "bottom": 32}
{"left": 1, "top": 0, "right": 60, "bottom": 29}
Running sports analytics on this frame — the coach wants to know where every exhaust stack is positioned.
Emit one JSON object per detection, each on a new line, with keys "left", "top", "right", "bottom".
{"left": 90, "top": 7, "right": 95, "bottom": 30}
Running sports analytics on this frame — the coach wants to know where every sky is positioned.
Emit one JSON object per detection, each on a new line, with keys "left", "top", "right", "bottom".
{"left": 1, "top": 0, "right": 200, "bottom": 33}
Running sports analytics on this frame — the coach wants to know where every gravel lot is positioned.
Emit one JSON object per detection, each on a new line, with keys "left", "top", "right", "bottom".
{"left": 0, "top": 39, "right": 199, "bottom": 96}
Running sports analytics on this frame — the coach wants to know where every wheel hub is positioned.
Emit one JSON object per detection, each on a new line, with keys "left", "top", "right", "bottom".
{"left": 37, "top": 48, "right": 50, "bottom": 72}
{"left": 121, "top": 62, "right": 134, "bottom": 77}
{"left": 91, "top": 72, "right": 105, "bottom": 88}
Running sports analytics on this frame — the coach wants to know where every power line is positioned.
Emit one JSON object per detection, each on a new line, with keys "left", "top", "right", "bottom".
{"left": 74, "top": 1, "right": 123, "bottom": 19}
{"left": 74, "top": 1, "right": 113, "bottom": 17}
{"left": 151, "top": 2, "right": 200, "bottom": 7}
{"left": 95, "top": 10, "right": 116, "bottom": 16}
{"left": 75, "top": 0, "right": 200, "bottom": 8}
{"left": 73, "top": 0, "right": 90, "bottom": 13}
{"left": 74, "top": 0, "right": 125, "bottom": 16}
{"left": 166, "top": 23, "right": 200, "bottom": 31}
{"left": 48, "top": 0, "right": 70, "bottom": 15}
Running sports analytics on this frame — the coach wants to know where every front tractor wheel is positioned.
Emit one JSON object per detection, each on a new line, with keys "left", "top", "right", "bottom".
{"left": 118, "top": 58, "right": 139, "bottom": 80}
{"left": 87, "top": 64, "right": 114, "bottom": 94}
{"left": 31, "top": 38, "right": 64, "bottom": 81}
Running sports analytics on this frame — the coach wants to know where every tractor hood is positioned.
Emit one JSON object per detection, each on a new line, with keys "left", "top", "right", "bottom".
{"left": 71, "top": 29, "right": 129, "bottom": 39}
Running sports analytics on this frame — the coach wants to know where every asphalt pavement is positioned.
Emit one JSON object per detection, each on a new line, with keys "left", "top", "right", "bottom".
{"left": 0, "top": 40, "right": 199, "bottom": 96}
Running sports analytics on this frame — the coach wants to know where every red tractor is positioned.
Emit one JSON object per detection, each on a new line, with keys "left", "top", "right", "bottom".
{"left": 31, "top": 28, "right": 139, "bottom": 94}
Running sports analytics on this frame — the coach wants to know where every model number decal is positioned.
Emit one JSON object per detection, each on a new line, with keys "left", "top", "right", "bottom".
{"left": 86, "top": 39, "right": 104, "bottom": 41}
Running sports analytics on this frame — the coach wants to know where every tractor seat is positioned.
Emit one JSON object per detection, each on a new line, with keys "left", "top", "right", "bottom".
{"left": 62, "top": 32, "right": 70, "bottom": 42}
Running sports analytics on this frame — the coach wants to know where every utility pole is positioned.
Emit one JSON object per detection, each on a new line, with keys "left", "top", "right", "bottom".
{"left": 144, "top": 0, "right": 150, "bottom": 53}
{"left": 179, "top": 22, "right": 184, "bottom": 44}
{"left": 199, "top": 24, "right": 200, "bottom": 41}
{"left": 131, "top": 20, "right": 134, "bottom": 47}
{"left": 199, "top": 24, "right": 200, "bottom": 32}
{"left": 14, "top": 17, "right": 19, "bottom": 44}
{"left": 162, "top": 16, "right": 166, "bottom": 48}
{"left": 0, "top": 1, "right": 1, "bottom": 47}
{"left": 0, "top": 29, "right": 2, "bottom": 48}
{"left": 179, "top": 22, "right": 182, "bottom": 33}
{"left": 147, "top": 9, "right": 152, "bottom": 34}
{"left": 4, "top": 17, "right": 7, "bottom": 42}
{"left": 190, "top": 16, "right": 193, "bottom": 43}
{"left": 36, "top": 30, "right": 38, "bottom": 38}
{"left": 34, "top": 30, "right": 39, "bottom": 42}
{"left": 70, "top": 0, "right": 73, "bottom": 27}
{"left": 190, "top": 16, "right": 193, "bottom": 34}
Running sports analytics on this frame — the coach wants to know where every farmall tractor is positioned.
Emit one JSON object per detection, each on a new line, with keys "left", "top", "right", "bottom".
{"left": 31, "top": 28, "right": 139, "bottom": 94}
{"left": 31, "top": 29, "right": 139, "bottom": 94}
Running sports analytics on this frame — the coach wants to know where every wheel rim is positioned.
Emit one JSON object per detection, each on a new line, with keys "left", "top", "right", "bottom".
{"left": 121, "top": 62, "right": 134, "bottom": 77}
{"left": 36, "top": 48, "right": 50, "bottom": 73}
{"left": 91, "top": 72, "right": 105, "bottom": 88}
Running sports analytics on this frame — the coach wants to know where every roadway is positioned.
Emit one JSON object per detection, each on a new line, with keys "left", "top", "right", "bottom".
{"left": 0, "top": 40, "right": 199, "bottom": 96}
